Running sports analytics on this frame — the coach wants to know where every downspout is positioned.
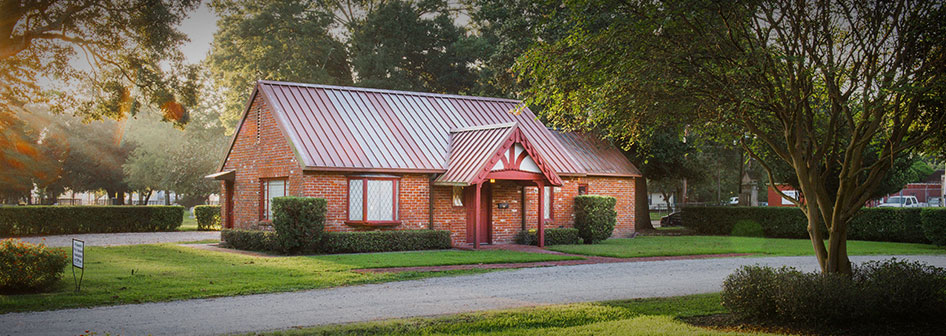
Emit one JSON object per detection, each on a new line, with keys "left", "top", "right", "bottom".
{"left": 429, "top": 174, "right": 437, "bottom": 230}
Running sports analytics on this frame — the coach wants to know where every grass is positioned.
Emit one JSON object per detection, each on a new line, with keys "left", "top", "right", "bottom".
{"left": 548, "top": 235, "right": 946, "bottom": 258}
{"left": 178, "top": 216, "right": 198, "bottom": 231}
{"left": 0, "top": 245, "right": 578, "bottom": 313}
{"left": 252, "top": 293, "right": 774, "bottom": 335}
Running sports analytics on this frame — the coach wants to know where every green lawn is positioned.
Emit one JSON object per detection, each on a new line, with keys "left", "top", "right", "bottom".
{"left": 0, "top": 245, "right": 579, "bottom": 313}
{"left": 178, "top": 216, "right": 198, "bottom": 231}
{"left": 548, "top": 236, "right": 946, "bottom": 258}
{"left": 253, "top": 293, "right": 772, "bottom": 335}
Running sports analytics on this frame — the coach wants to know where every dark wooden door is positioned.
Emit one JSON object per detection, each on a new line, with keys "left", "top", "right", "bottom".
{"left": 465, "top": 185, "right": 493, "bottom": 244}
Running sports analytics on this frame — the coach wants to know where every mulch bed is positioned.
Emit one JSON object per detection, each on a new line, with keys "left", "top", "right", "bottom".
{"left": 682, "top": 313, "right": 946, "bottom": 336}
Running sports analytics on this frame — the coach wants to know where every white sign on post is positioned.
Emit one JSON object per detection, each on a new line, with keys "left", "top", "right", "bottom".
{"left": 72, "top": 239, "right": 84, "bottom": 269}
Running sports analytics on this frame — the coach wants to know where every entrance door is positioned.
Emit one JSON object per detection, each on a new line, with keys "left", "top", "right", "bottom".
{"left": 225, "top": 180, "right": 234, "bottom": 229}
{"left": 465, "top": 184, "right": 493, "bottom": 244}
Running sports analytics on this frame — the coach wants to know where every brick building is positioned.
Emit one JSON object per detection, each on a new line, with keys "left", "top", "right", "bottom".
{"left": 207, "top": 81, "right": 641, "bottom": 247}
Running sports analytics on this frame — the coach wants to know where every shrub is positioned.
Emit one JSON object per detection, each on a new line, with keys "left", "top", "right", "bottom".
{"left": 573, "top": 195, "right": 617, "bottom": 244}
{"left": 271, "top": 197, "right": 326, "bottom": 254}
{"left": 514, "top": 228, "right": 582, "bottom": 246}
{"left": 722, "top": 259, "right": 946, "bottom": 326}
{"left": 221, "top": 229, "right": 278, "bottom": 252}
{"left": 194, "top": 205, "right": 221, "bottom": 231}
{"left": 921, "top": 208, "right": 946, "bottom": 246}
{"left": 681, "top": 207, "right": 932, "bottom": 244}
{"left": 321, "top": 230, "right": 452, "bottom": 254}
{"left": 0, "top": 239, "right": 69, "bottom": 293}
{"left": 0, "top": 206, "right": 184, "bottom": 236}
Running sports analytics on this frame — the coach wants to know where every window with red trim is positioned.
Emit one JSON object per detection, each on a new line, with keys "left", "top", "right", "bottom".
{"left": 260, "top": 178, "right": 287, "bottom": 221}
{"left": 347, "top": 176, "right": 399, "bottom": 224}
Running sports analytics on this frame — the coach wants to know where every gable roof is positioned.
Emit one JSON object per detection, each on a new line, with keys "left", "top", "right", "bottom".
{"left": 222, "top": 80, "right": 640, "bottom": 178}
{"left": 435, "top": 123, "right": 563, "bottom": 186}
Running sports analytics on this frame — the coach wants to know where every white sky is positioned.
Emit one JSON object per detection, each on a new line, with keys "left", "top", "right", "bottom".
{"left": 178, "top": 2, "right": 220, "bottom": 65}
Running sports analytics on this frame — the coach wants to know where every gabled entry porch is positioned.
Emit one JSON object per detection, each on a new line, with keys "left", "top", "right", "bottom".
{"left": 435, "top": 123, "right": 563, "bottom": 248}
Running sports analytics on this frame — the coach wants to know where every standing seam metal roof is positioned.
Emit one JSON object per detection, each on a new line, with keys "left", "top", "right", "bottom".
{"left": 226, "top": 80, "right": 640, "bottom": 177}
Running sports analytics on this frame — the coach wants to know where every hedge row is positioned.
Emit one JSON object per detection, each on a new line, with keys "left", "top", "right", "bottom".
{"left": 221, "top": 229, "right": 451, "bottom": 254}
{"left": 682, "top": 207, "right": 946, "bottom": 245}
{"left": 193, "top": 205, "right": 221, "bottom": 231}
{"left": 514, "top": 228, "right": 582, "bottom": 246}
{"left": 0, "top": 206, "right": 184, "bottom": 236}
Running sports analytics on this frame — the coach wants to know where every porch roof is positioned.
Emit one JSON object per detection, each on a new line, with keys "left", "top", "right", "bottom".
{"left": 434, "top": 123, "right": 563, "bottom": 186}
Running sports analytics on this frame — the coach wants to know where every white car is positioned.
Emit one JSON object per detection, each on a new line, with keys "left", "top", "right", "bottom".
{"left": 878, "top": 196, "right": 920, "bottom": 208}
{"left": 928, "top": 197, "right": 943, "bottom": 207}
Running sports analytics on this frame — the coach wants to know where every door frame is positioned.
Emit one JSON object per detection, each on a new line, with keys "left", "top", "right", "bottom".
{"left": 225, "top": 180, "right": 234, "bottom": 229}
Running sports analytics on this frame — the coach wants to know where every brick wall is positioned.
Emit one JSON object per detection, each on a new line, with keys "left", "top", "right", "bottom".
{"left": 221, "top": 93, "right": 305, "bottom": 229}
{"left": 523, "top": 176, "right": 637, "bottom": 237}
{"left": 301, "top": 172, "right": 431, "bottom": 232}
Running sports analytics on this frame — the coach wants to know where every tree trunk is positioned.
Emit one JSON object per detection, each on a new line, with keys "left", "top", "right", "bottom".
{"left": 165, "top": 190, "right": 171, "bottom": 205}
{"left": 143, "top": 189, "right": 152, "bottom": 203}
{"left": 635, "top": 178, "right": 655, "bottom": 231}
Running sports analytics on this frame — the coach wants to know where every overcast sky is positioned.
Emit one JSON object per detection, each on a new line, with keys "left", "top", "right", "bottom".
{"left": 178, "top": 2, "right": 220, "bottom": 65}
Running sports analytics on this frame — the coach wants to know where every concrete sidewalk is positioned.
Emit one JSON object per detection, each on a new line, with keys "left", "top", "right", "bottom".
{"left": 2, "top": 254, "right": 944, "bottom": 336}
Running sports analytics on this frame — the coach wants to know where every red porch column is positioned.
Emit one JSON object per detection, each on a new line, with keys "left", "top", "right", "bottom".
{"left": 537, "top": 181, "right": 545, "bottom": 248}
{"left": 474, "top": 182, "right": 482, "bottom": 249}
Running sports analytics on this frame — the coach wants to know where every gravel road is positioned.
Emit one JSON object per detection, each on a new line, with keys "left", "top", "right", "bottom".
{"left": 2, "top": 254, "right": 944, "bottom": 336}
{"left": 15, "top": 231, "right": 220, "bottom": 247}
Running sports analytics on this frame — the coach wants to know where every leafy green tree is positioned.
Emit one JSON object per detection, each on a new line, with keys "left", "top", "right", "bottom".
{"left": 209, "top": 0, "right": 352, "bottom": 131}
{"left": 0, "top": 0, "right": 202, "bottom": 125}
{"left": 349, "top": 0, "right": 478, "bottom": 93}
{"left": 124, "top": 93, "right": 229, "bottom": 207}
{"left": 517, "top": 0, "right": 946, "bottom": 274}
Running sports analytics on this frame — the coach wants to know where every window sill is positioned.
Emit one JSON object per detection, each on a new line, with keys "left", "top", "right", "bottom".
{"left": 345, "top": 221, "right": 401, "bottom": 227}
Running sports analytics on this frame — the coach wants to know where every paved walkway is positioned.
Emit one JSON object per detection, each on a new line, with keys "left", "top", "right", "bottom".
{"left": 15, "top": 231, "right": 220, "bottom": 247}
{"left": 2, "top": 254, "right": 944, "bottom": 336}
{"left": 353, "top": 253, "right": 753, "bottom": 273}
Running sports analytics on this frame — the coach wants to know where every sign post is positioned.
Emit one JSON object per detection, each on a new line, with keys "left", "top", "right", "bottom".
{"left": 72, "top": 239, "right": 84, "bottom": 292}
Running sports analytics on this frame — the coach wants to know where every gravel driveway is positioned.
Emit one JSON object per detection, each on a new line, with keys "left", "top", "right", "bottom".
{"left": 2, "top": 254, "right": 944, "bottom": 336}
{"left": 14, "top": 231, "right": 220, "bottom": 247}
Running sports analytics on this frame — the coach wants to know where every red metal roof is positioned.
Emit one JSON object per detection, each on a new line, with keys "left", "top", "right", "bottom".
{"left": 551, "top": 131, "right": 642, "bottom": 177}
{"left": 226, "top": 80, "right": 640, "bottom": 177}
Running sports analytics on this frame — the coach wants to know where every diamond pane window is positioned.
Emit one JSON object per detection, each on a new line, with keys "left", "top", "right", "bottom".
{"left": 367, "top": 180, "right": 394, "bottom": 221}
{"left": 347, "top": 177, "right": 398, "bottom": 223}
{"left": 348, "top": 179, "right": 363, "bottom": 221}
{"left": 543, "top": 186, "right": 553, "bottom": 220}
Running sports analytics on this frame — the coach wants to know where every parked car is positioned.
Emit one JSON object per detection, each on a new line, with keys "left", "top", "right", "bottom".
{"left": 729, "top": 196, "right": 739, "bottom": 205}
{"left": 928, "top": 197, "right": 943, "bottom": 207}
{"left": 660, "top": 212, "right": 683, "bottom": 227}
{"left": 878, "top": 195, "right": 920, "bottom": 208}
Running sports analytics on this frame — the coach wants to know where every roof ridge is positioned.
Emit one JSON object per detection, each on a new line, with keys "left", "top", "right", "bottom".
{"left": 450, "top": 122, "right": 517, "bottom": 133}
{"left": 257, "top": 80, "right": 523, "bottom": 104}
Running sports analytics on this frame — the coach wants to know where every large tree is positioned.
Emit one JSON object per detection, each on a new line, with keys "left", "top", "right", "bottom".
{"left": 0, "top": 0, "right": 202, "bottom": 124}
{"left": 209, "top": 0, "right": 352, "bottom": 131}
{"left": 348, "top": 0, "right": 478, "bottom": 93}
{"left": 517, "top": 0, "right": 945, "bottom": 274}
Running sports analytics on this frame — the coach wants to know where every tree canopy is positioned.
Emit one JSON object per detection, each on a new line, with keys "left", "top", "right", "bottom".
{"left": 517, "top": 0, "right": 946, "bottom": 273}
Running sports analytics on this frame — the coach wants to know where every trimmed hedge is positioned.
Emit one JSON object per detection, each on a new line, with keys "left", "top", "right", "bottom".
{"left": 573, "top": 195, "right": 617, "bottom": 244}
{"left": 221, "top": 229, "right": 451, "bottom": 254}
{"left": 0, "top": 206, "right": 184, "bottom": 236}
{"left": 921, "top": 208, "right": 946, "bottom": 246}
{"left": 221, "top": 229, "right": 277, "bottom": 252}
{"left": 682, "top": 206, "right": 941, "bottom": 244}
{"left": 321, "top": 230, "right": 452, "bottom": 254}
{"left": 0, "top": 239, "right": 70, "bottom": 293}
{"left": 194, "top": 205, "right": 221, "bottom": 230}
{"left": 271, "top": 197, "right": 326, "bottom": 253}
{"left": 514, "top": 228, "right": 582, "bottom": 246}
{"left": 722, "top": 259, "right": 946, "bottom": 326}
